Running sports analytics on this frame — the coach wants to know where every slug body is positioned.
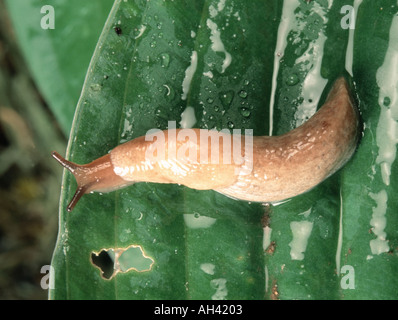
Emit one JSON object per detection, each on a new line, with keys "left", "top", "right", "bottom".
{"left": 53, "top": 77, "right": 360, "bottom": 211}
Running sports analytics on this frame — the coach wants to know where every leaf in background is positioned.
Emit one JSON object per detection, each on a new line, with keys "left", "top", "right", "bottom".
{"left": 5, "top": 0, "right": 114, "bottom": 135}
{"left": 50, "top": 0, "right": 398, "bottom": 300}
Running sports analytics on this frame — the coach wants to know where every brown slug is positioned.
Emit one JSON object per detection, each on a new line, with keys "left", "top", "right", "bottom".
{"left": 53, "top": 77, "right": 360, "bottom": 211}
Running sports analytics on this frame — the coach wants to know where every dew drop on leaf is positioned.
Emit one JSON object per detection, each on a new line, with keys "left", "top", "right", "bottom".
{"left": 219, "top": 90, "right": 234, "bottom": 109}
{"left": 239, "top": 90, "right": 248, "bottom": 98}
{"left": 160, "top": 53, "right": 170, "bottom": 68}
{"left": 240, "top": 107, "right": 251, "bottom": 117}
{"left": 286, "top": 73, "right": 299, "bottom": 86}
{"left": 383, "top": 96, "right": 391, "bottom": 107}
{"left": 90, "top": 83, "right": 102, "bottom": 91}
{"left": 162, "top": 84, "right": 175, "bottom": 100}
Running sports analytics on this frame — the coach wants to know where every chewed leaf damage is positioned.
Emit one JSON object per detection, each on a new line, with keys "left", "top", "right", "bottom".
{"left": 90, "top": 244, "right": 154, "bottom": 280}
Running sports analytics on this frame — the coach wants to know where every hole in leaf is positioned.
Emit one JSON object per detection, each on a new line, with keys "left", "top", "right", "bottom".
{"left": 91, "top": 250, "right": 114, "bottom": 280}
{"left": 90, "top": 245, "right": 154, "bottom": 280}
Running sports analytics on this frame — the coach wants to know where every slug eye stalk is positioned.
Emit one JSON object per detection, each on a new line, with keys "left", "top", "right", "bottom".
{"left": 51, "top": 151, "right": 90, "bottom": 212}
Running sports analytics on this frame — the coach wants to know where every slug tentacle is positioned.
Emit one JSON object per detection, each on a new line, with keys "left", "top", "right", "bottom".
{"left": 52, "top": 151, "right": 80, "bottom": 174}
{"left": 52, "top": 151, "right": 93, "bottom": 211}
{"left": 53, "top": 77, "right": 360, "bottom": 212}
{"left": 66, "top": 186, "right": 89, "bottom": 212}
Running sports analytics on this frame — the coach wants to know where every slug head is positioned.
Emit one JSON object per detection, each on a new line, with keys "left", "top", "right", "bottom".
{"left": 52, "top": 151, "right": 127, "bottom": 212}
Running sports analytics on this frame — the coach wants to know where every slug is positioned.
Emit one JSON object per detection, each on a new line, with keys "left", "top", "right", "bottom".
{"left": 53, "top": 77, "right": 359, "bottom": 211}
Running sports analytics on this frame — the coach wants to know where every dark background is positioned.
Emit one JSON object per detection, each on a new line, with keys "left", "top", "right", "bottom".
{"left": 0, "top": 0, "right": 65, "bottom": 299}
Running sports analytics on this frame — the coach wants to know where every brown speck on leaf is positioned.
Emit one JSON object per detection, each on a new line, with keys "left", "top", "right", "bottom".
{"left": 114, "top": 26, "right": 122, "bottom": 35}
{"left": 265, "top": 241, "right": 276, "bottom": 255}
{"left": 271, "top": 280, "right": 279, "bottom": 300}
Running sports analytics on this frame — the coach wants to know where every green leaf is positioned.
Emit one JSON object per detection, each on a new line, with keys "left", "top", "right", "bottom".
{"left": 51, "top": 0, "right": 398, "bottom": 299}
{"left": 5, "top": 0, "right": 114, "bottom": 135}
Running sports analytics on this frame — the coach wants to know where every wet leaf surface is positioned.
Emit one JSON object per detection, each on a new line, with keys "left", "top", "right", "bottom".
{"left": 51, "top": 0, "right": 398, "bottom": 299}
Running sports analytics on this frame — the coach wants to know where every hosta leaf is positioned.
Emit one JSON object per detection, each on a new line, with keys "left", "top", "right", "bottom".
{"left": 50, "top": 0, "right": 398, "bottom": 299}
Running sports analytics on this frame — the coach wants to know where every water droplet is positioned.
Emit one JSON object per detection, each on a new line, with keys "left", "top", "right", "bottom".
{"left": 162, "top": 84, "right": 175, "bottom": 100}
{"left": 207, "top": 97, "right": 214, "bottom": 104}
{"left": 243, "top": 79, "right": 250, "bottom": 86}
{"left": 194, "top": 212, "right": 200, "bottom": 218}
{"left": 219, "top": 90, "right": 234, "bottom": 109}
{"left": 227, "top": 121, "right": 234, "bottom": 129}
{"left": 150, "top": 41, "right": 157, "bottom": 48}
{"left": 240, "top": 107, "right": 251, "bottom": 117}
{"left": 160, "top": 53, "right": 170, "bottom": 68}
{"left": 286, "top": 73, "right": 299, "bottom": 86}
{"left": 90, "top": 83, "right": 102, "bottom": 91}
{"left": 383, "top": 96, "right": 391, "bottom": 107}
{"left": 214, "top": 105, "right": 220, "bottom": 112}
{"left": 239, "top": 90, "right": 248, "bottom": 98}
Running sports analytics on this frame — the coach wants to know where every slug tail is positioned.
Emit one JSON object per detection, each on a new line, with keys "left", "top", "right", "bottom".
{"left": 51, "top": 151, "right": 91, "bottom": 212}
